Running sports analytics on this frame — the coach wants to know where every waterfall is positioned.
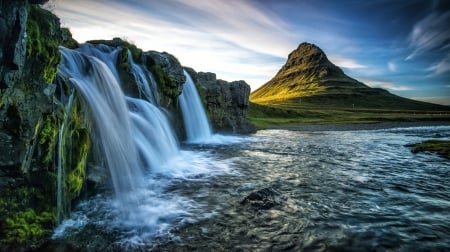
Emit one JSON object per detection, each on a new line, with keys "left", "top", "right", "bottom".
{"left": 56, "top": 90, "right": 74, "bottom": 224}
{"left": 179, "top": 71, "right": 213, "bottom": 142}
{"left": 127, "top": 50, "right": 160, "bottom": 104}
{"left": 56, "top": 43, "right": 187, "bottom": 217}
{"left": 58, "top": 47, "right": 144, "bottom": 208}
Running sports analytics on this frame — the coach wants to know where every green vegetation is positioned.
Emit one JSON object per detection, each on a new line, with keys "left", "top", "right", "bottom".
{"left": 3, "top": 209, "right": 54, "bottom": 244}
{"left": 119, "top": 47, "right": 131, "bottom": 73}
{"left": 248, "top": 102, "right": 450, "bottom": 130}
{"left": 60, "top": 28, "right": 79, "bottom": 49}
{"left": 406, "top": 140, "right": 450, "bottom": 159}
{"left": 88, "top": 38, "right": 142, "bottom": 62}
{"left": 26, "top": 5, "right": 61, "bottom": 83}
{"left": 38, "top": 114, "right": 58, "bottom": 164}
{"left": 61, "top": 98, "right": 91, "bottom": 200}
{"left": 0, "top": 186, "right": 55, "bottom": 247}
{"left": 151, "top": 64, "right": 180, "bottom": 100}
{"left": 250, "top": 42, "right": 450, "bottom": 121}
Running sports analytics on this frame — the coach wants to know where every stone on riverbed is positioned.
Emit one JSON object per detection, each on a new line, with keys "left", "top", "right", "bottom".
{"left": 240, "top": 187, "right": 285, "bottom": 210}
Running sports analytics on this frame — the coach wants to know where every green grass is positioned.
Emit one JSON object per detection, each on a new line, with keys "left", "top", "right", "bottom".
{"left": 247, "top": 102, "right": 450, "bottom": 130}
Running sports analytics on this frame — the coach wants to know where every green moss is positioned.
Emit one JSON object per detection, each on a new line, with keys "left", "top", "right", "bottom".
{"left": 67, "top": 129, "right": 89, "bottom": 198}
{"left": 3, "top": 209, "right": 54, "bottom": 243}
{"left": 152, "top": 64, "right": 179, "bottom": 100}
{"left": 60, "top": 28, "right": 78, "bottom": 49}
{"left": 26, "top": 5, "right": 62, "bottom": 83}
{"left": 121, "top": 40, "right": 142, "bottom": 62}
{"left": 38, "top": 114, "right": 58, "bottom": 164}
{"left": 61, "top": 98, "right": 91, "bottom": 200}
{"left": 407, "top": 140, "right": 450, "bottom": 159}
{"left": 0, "top": 186, "right": 56, "bottom": 246}
{"left": 118, "top": 47, "right": 131, "bottom": 73}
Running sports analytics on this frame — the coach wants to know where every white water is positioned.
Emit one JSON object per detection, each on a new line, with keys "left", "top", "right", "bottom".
{"left": 54, "top": 44, "right": 242, "bottom": 244}
{"left": 127, "top": 50, "right": 160, "bottom": 104}
{"left": 58, "top": 47, "right": 143, "bottom": 208}
{"left": 179, "top": 70, "right": 213, "bottom": 142}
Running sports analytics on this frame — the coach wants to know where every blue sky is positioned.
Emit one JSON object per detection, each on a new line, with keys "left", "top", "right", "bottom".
{"left": 51, "top": 0, "right": 450, "bottom": 105}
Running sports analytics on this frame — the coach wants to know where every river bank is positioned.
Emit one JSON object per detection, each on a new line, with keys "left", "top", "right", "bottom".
{"left": 269, "top": 121, "right": 450, "bottom": 131}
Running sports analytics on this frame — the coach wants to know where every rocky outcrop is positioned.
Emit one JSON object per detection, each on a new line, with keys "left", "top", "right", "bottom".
{"left": 185, "top": 68, "right": 256, "bottom": 134}
{"left": 0, "top": 1, "right": 77, "bottom": 249}
{"left": 87, "top": 38, "right": 186, "bottom": 111}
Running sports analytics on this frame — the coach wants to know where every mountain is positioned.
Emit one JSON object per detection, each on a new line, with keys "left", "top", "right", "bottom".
{"left": 250, "top": 42, "right": 448, "bottom": 110}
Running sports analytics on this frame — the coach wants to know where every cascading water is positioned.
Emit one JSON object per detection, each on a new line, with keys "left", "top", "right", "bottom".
{"left": 56, "top": 43, "right": 185, "bottom": 217}
{"left": 52, "top": 43, "right": 238, "bottom": 248}
{"left": 179, "top": 70, "right": 213, "bottom": 142}
{"left": 127, "top": 50, "right": 159, "bottom": 104}
{"left": 58, "top": 47, "right": 144, "bottom": 209}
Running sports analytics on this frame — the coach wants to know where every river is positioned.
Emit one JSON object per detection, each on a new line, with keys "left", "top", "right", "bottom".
{"left": 49, "top": 126, "right": 450, "bottom": 251}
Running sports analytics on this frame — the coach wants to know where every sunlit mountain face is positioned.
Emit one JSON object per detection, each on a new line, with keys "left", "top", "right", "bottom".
{"left": 53, "top": 0, "right": 450, "bottom": 105}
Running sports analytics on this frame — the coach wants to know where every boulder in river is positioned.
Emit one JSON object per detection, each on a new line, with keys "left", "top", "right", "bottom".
{"left": 240, "top": 187, "right": 285, "bottom": 210}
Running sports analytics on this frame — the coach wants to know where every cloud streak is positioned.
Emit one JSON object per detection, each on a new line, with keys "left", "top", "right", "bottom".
{"left": 330, "top": 56, "right": 367, "bottom": 69}
{"left": 406, "top": 10, "right": 450, "bottom": 60}
{"left": 361, "top": 79, "right": 412, "bottom": 91}
{"left": 51, "top": 0, "right": 449, "bottom": 104}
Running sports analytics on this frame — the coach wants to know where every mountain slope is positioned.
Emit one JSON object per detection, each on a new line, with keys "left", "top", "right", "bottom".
{"left": 250, "top": 43, "right": 448, "bottom": 111}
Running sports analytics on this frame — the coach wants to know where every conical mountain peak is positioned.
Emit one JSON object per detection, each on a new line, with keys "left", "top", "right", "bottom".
{"left": 250, "top": 42, "right": 363, "bottom": 103}
{"left": 278, "top": 42, "right": 344, "bottom": 78}
{"left": 250, "top": 42, "right": 445, "bottom": 110}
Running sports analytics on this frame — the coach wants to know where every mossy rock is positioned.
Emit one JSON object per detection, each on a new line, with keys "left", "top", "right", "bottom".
{"left": 406, "top": 140, "right": 450, "bottom": 159}
{"left": 2, "top": 209, "right": 54, "bottom": 244}
{"left": 0, "top": 186, "right": 55, "bottom": 248}
{"left": 26, "top": 5, "right": 61, "bottom": 83}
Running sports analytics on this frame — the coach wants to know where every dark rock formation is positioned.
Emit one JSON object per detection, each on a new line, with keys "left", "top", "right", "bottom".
{"left": 143, "top": 51, "right": 185, "bottom": 110}
{"left": 0, "top": 1, "right": 75, "bottom": 249}
{"left": 240, "top": 187, "right": 284, "bottom": 210}
{"left": 87, "top": 38, "right": 186, "bottom": 111}
{"left": 185, "top": 68, "right": 256, "bottom": 134}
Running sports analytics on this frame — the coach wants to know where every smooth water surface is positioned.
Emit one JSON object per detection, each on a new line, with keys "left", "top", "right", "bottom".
{"left": 51, "top": 126, "right": 450, "bottom": 251}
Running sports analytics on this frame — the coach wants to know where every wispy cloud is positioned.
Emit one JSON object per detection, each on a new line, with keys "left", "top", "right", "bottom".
{"left": 388, "top": 61, "right": 397, "bottom": 72}
{"left": 53, "top": 0, "right": 291, "bottom": 90}
{"left": 406, "top": 10, "right": 450, "bottom": 60}
{"left": 329, "top": 56, "right": 367, "bottom": 69}
{"left": 361, "top": 79, "right": 412, "bottom": 91}
{"left": 427, "top": 53, "right": 450, "bottom": 75}
{"left": 412, "top": 96, "right": 450, "bottom": 106}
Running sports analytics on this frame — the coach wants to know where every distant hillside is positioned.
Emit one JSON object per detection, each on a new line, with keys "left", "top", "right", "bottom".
{"left": 250, "top": 43, "right": 448, "bottom": 111}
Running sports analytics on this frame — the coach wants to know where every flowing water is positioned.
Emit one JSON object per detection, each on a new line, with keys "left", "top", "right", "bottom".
{"left": 179, "top": 70, "right": 213, "bottom": 142}
{"left": 49, "top": 126, "right": 450, "bottom": 251}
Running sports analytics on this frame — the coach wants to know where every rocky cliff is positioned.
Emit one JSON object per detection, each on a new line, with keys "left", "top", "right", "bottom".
{"left": 0, "top": 0, "right": 77, "bottom": 249}
{"left": 185, "top": 68, "right": 256, "bottom": 134}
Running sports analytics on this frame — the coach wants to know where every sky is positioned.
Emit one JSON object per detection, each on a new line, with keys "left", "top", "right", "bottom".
{"left": 49, "top": 0, "right": 450, "bottom": 105}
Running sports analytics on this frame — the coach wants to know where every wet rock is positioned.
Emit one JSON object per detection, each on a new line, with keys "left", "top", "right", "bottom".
{"left": 240, "top": 187, "right": 285, "bottom": 210}
{"left": 185, "top": 68, "right": 256, "bottom": 134}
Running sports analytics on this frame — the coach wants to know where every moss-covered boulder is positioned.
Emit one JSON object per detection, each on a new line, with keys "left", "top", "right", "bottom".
{"left": 406, "top": 140, "right": 450, "bottom": 159}
{"left": 143, "top": 51, "right": 185, "bottom": 109}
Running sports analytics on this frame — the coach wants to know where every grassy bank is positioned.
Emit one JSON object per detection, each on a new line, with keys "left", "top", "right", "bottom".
{"left": 248, "top": 102, "right": 450, "bottom": 130}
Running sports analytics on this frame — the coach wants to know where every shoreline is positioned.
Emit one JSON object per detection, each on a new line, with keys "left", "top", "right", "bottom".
{"left": 268, "top": 121, "right": 450, "bottom": 131}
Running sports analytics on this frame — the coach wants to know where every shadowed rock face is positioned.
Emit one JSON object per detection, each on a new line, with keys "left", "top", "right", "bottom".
{"left": 185, "top": 68, "right": 256, "bottom": 134}
{"left": 0, "top": 1, "right": 71, "bottom": 249}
